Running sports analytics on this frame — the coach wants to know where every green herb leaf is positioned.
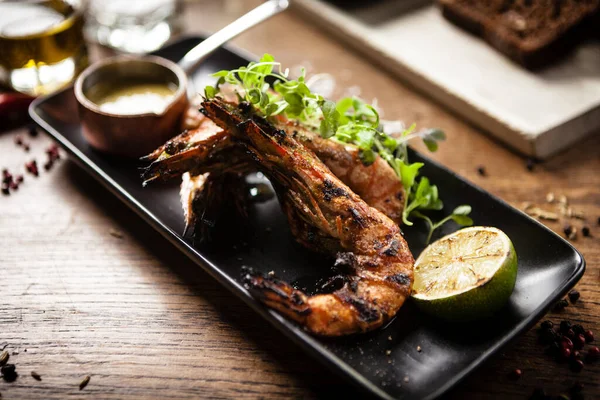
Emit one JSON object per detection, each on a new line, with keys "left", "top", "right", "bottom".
{"left": 319, "top": 100, "right": 340, "bottom": 139}
{"left": 399, "top": 160, "right": 423, "bottom": 190}
{"left": 451, "top": 214, "right": 474, "bottom": 226}
{"left": 204, "top": 85, "right": 216, "bottom": 99}
{"left": 452, "top": 205, "right": 472, "bottom": 215}
{"left": 202, "top": 55, "right": 473, "bottom": 244}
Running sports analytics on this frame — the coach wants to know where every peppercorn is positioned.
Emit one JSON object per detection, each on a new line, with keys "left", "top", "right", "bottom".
{"left": 581, "top": 226, "right": 590, "bottom": 237}
{"left": 25, "top": 161, "right": 39, "bottom": 177}
{"left": 477, "top": 166, "right": 486, "bottom": 176}
{"left": 15, "top": 175, "right": 23, "bottom": 184}
{"left": 563, "top": 224, "right": 574, "bottom": 238}
{"left": 554, "top": 299, "right": 569, "bottom": 311}
{"left": 575, "top": 334, "right": 586, "bottom": 349}
{"left": 568, "top": 290, "right": 580, "bottom": 303}
{"left": 9, "top": 182, "right": 18, "bottom": 191}
{"left": 586, "top": 346, "right": 599, "bottom": 361}
{"left": 584, "top": 330, "right": 594, "bottom": 342}
{"left": 14, "top": 135, "right": 23, "bottom": 146}
{"left": 561, "top": 337, "right": 574, "bottom": 350}
{"left": 28, "top": 124, "right": 38, "bottom": 137}
{"left": 43, "top": 161, "right": 53, "bottom": 171}
{"left": 570, "top": 359, "right": 584, "bottom": 372}
{"left": 541, "top": 320, "right": 553, "bottom": 330}
{"left": 509, "top": 368, "right": 522, "bottom": 380}
{"left": 526, "top": 158, "right": 535, "bottom": 172}
{"left": 23, "top": 144, "right": 30, "bottom": 152}
{"left": 561, "top": 321, "right": 572, "bottom": 333}
{"left": 0, "top": 364, "right": 17, "bottom": 382}
{"left": 566, "top": 329, "right": 575, "bottom": 339}
{"left": 1, "top": 184, "right": 9, "bottom": 196}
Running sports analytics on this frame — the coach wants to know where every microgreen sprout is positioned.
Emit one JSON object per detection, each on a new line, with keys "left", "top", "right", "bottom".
{"left": 205, "top": 54, "right": 473, "bottom": 243}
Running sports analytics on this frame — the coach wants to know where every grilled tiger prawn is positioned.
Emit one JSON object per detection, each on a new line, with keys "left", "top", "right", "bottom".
{"left": 142, "top": 102, "right": 405, "bottom": 225}
{"left": 198, "top": 98, "right": 414, "bottom": 336}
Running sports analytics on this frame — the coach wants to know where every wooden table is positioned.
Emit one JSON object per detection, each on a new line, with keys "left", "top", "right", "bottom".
{"left": 1, "top": 1, "right": 599, "bottom": 398}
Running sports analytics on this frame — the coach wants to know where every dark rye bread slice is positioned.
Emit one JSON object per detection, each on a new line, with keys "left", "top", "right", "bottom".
{"left": 439, "top": 0, "right": 600, "bottom": 69}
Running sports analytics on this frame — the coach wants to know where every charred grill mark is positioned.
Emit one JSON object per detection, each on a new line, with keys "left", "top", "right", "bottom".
{"left": 334, "top": 252, "right": 358, "bottom": 271}
{"left": 337, "top": 292, "right": 381, "bottom": 323}
{"left": 238, "top": 101, "right": 252, "bottom": 114}
{"left": 291, "top": 292, "right": 306, "bottom": 306}
{"left": 274, "top": 129, "right": 286, "bottom": 143}
{"left": 349, "top": 280, "right": 358, "bottom": 293}
{"left": 386, "top": 273, "right": 411, "bottom": 287}
{"left": 383, "top": 239, "right": 399, "bottom": 257}
{"left": 322, "top": 179, "right": 348, "bottom": 202}
{"left": 348, "top": 207, "right": 366, "bottom": 228}
{"left": 165, "top": 133, "right": 186, "bottom": 155}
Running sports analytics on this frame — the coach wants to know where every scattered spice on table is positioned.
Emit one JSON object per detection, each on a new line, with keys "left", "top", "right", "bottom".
{"left": 568, "top": 290, "right": 580, "bottom": 303}
{"left": 30, "top": 371, "right": 42, "bottom": 381}
{"left": 526, "top": 158, "right": 535, "bottom": 172}
{"left": 109, "top": 229, "right": 124, "bottom": 239}
{"left": 79, "top": 375, "right": 91, "bottom": 390}
{"left": 28, "top": 124, "right": 38, "bottom": 137}
{"left": 553, "top": 299, "right": 569, "bottom": 311}
{"left": 563, "top": 224, "right": 577, "bottom": 240}
{"left": 476, "top": 165, "right": 486, "bottom": 176}
{"left": 25, "top": 160, "right": 39, "bottom": 177}
{"left": 509, "top": 368, "right": 522, "bottom": 380}
{"left": 1, "top": 364, "right": 18, "bottom": 382}
{"left": 537, "top": 318, "right": 597, "bottom": 376}
{"left": 581, "top": 226, "right": 590, "bottom": 237}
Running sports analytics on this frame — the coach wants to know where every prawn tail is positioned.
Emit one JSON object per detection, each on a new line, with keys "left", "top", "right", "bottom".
{"left": 241, "top": 267, "right": 311, "bottom": 323}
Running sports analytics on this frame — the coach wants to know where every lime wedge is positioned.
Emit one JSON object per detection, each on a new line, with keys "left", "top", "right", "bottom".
{"left": 411, "top": 226, "right": 518, "bottom": 321}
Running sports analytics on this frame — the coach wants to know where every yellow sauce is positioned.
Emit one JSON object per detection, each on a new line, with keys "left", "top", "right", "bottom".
{"left": 87, "top": 81, "right": 177, "bottom": 115}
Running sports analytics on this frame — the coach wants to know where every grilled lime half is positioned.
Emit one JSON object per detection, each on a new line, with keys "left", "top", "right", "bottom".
{"left": 411, "top": 226, "right": 518, "bottom": 322}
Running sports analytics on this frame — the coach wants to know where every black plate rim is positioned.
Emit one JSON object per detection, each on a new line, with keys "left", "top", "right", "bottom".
{"left": 29, "top": 35, "right": 586, "bottom": 400}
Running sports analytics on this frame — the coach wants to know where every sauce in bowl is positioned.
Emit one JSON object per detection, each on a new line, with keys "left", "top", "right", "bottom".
{"left": 87, "top": 81, "right": 177, "bottom": 115}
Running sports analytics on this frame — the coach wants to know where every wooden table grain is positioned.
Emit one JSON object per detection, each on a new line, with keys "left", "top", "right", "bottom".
{"left": 1, "top": 1, "right": 599, "bottom": 399}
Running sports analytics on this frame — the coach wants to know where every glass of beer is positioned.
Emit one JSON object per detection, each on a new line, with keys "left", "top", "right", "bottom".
{"left": 0, "top": 0, "right": 88, "bottom": 96}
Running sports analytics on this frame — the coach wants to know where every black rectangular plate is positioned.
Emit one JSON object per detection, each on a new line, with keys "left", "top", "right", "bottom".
{"left": 30, "top": 36, "right": 585, "bottom": 400}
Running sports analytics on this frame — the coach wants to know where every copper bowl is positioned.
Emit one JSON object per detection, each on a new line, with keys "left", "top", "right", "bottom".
{"left": 74, "top": 56, "right": 188, "bottom": 158}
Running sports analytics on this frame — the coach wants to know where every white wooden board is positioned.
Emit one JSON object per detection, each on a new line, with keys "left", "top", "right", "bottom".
{"left": 293, "top": 0, "right": 600, "bottom": 159}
